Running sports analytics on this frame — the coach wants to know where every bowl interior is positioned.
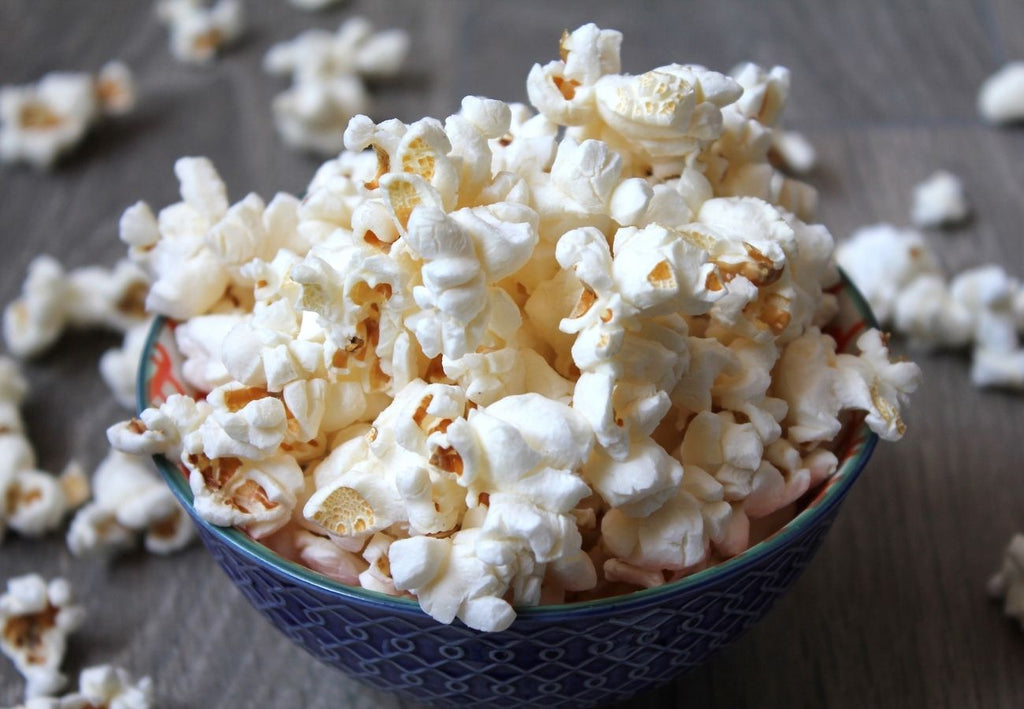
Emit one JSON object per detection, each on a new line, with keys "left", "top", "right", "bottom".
{"left": 140, "top": 271, "right": 879, "bottom": 618}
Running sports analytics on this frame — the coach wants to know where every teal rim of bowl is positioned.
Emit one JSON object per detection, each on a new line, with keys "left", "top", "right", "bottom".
{"left": 140, "top": 269, "right": 880, "bottom": 619}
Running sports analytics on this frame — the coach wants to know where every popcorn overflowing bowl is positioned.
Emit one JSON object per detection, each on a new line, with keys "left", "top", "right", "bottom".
{"left": 140, "top": 273, "right": 879, "bottom": 709}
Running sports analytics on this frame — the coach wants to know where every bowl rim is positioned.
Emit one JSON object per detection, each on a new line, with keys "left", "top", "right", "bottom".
{"left": 142, "top": 269, "right": 880, "bottom": 620}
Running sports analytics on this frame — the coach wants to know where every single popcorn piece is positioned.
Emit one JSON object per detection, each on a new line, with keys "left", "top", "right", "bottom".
{"left": 0, "top": 357, "right": 88, "bottom": 542}
{"left": 910, "top": 170, "right": 970, "bottom": 228}
{"left": 0, "top": 575, "right": 86, "bottom": 699}
{"left": 67, "top": 450, "right": 195, "bottom": 557}
{"left": 988, "top": 533, "right": 1024, "bottom": 629}
{"left": 770, "top": 130, "right": 816, "bottom": 174}
{"left": 0, "top": 62, "right": 135, "bottom": 169}
{"left": 156, "top": 0, "right": 243, "bottom": 65}
{"left": 264, "top": 18, "right": 409, "bottom": 154}
{"left": 835, "top": 224, "right": 942, "bottom": 325}
{"left": 977, "top": 61, "right": 1024, "bottom": 125}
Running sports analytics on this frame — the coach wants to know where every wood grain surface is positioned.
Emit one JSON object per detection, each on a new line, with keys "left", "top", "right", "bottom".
{"left": 1, "top": 1, "right": 1022, "bottom": 707}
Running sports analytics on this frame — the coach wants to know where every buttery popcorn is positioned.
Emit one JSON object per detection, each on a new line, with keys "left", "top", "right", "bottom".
{"left": 0, "top": 62, "right": 135, "bottom": 169}
{"left": 0, "top": 575, "right": 85, "bottom": 700}
{"left": 264, "top": 17, "right": 409, "bottom": 154}
{"left": 111, "top": 24, "right": 920, "bottom": 631}
{"left": 156, "top": 0, "right": 243, "bottom": 65}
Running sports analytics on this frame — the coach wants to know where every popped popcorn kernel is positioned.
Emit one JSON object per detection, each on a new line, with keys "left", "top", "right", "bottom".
{"left": 0, "top": 575, "right": 85, "bottom": 700}
{"left": 157, "top": 0, "right": 243, "bottom": 65}
{"left": 0, "top": 62, "right": 136, "bottom": 169}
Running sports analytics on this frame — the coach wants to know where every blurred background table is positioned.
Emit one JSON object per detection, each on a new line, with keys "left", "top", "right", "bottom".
{"left": 1, "top": 1, "right": 1023, "bottom": 707}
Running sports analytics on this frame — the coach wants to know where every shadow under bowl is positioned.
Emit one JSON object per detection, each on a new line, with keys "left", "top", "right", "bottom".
{"left": 141, "top": 272, "right": 878, "bottom": 709}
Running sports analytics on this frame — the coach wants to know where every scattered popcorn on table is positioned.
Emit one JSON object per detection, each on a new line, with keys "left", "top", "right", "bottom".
{"left": 839, "top": 223, "right": 1024, "bottom": 389}
{"left": 3, "top": 256, "right": 150, "bottom": 359}
{"left": 66, "top": 449, "right": 195, "bottom": 557}
{"left": 0, "top": 62, "right": 135, "bottom": 169}
{"left": 0, "top": 357, "right": 86, "bottom": 542}
{"left": 977, "top": 61, "right": 1024, "bottom": 125}
{"left": 263, "top": 17, "right": 410, "bottom": 154}
{"left": 910, "top": 170, "right": 970, "bottom": 228}
{"left": 0, "top": 575, "right": 85, "bottom": 700}
{"left": 156, "top": 0, "right": 243, "bottom": 65}
{"left": 989, "top": 533, "right": 1024, "bottom": 630}
{"left": 110, "top": 23, "right": 922, "bottom": 631}
{"left": 2, "top": 664, "right": 153, "bottom": 709}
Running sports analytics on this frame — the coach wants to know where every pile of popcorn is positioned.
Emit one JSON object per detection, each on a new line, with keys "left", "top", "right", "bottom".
{"left": 86, "top": 23, "right": 921, "bottom": 632}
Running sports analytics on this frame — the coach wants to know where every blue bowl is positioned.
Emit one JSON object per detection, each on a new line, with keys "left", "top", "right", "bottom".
{"left": 141, "top": 273, "right": 878, "bottom": 709}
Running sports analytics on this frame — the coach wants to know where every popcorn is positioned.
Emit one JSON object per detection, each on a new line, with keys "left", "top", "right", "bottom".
{"left": 99, "top": 320, "right": 154, "bottom": 409}
{"left": 0, "top": 62, "right": 135, "bottom": 169}
{"left": 67, "top": 450, "right": 195, "bottom": 557}
{"left": 0, "top": 575, "right": 85, "bottom": 699}
{"left": 156, "top": 0, "right": 243, "bottom": 65}
{"left": 835, "top": 224, "right": 942, "bottom": 325}
{"left": 3, "top": 256, "right": 150, "bottom": 359}
{"left": 5, "top": 665, "right": 154, "bottom": 709}
{"left": 264, "top": 18, "right": 409, "bottom": 154}
{"left": 988, "top": 533, "right": 1024, "bottom": 629}
{"left": 105, "top": 23, "right": 922, "bottom": 630}
{"left": 977, "top": 62, "right": 1024, "bottom": 125}
{"left": 0, "top": 357, "right": 86, "bottom": 542}
{"left": 770, "top": 130, "right": 816, "bottom": 174}
{"left": 910, "top": 170, "right": 970, "bottom": 228}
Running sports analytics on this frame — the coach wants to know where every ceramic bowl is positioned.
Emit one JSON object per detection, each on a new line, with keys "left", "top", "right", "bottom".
{"left": 141, "top": 273, "right": 878, "bottom": 709}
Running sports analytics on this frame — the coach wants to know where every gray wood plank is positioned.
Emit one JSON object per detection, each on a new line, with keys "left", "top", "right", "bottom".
{"left": 2, "top": 1, "right": 1023, "bottom": 708}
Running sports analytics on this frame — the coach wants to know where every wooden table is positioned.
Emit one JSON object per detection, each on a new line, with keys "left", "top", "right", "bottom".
{"left": 1, "top": 1, "right": 1022, "bottom": 707}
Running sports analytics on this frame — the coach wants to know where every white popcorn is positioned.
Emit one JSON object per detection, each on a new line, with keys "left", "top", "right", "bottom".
{"left": 0, "top": 575, "right": 85, "bottom": 699}
{"left": 264, "top": 18, "right": 409, "bottom": 154}
{"left": 156, "top": 0, "right": 243, "bottom": 65}
{"left": 174, "top": 313, "right": 244, "bottom": 392}
{"left": 835, "top": 224, "right": 942, "bottom": 325}
{"left": 977, "top": 61, "right": 1024, "bottom": 125}
{"left": 910, "top": 170, "right": 970, "bottom": 228}
{"left": 107, "top": 394, "right": 211, "bottom": 462}
{"left": 185, "top": 450, "right": 304, "bottom": 539}
{"left": 3, "top": 256, "right": 150, "bottom": 359}
{"left": 99, "top": 320, "right": 154, "bottom": 410}
{"left": 770, "top": 130, "right": 816, "bottom": 174}
{"left": 390, "top": 528, "right": 517, "bottom": 632}
{"left": 834, "top": 330, "right": 921, "bottom": 441}
{"left": 892, "top": 274, "right": 973, "bottom": 350}
{"left": 10, "top": 665, "right": 154, "bottom": 709}
{"left": 0, "top": 62, "right": 135, "bottom": 169}
{"left": 583, "top": 437, "right": 683, "bottom": 518}
{"left": 67, "top": 450, "right": 195, "bottom": 557}
{"left": 988, "top": 533, "right": 1024, "bottom": 629}
{"left": 601, "top": 485, "right": 704, "bottom": 571}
